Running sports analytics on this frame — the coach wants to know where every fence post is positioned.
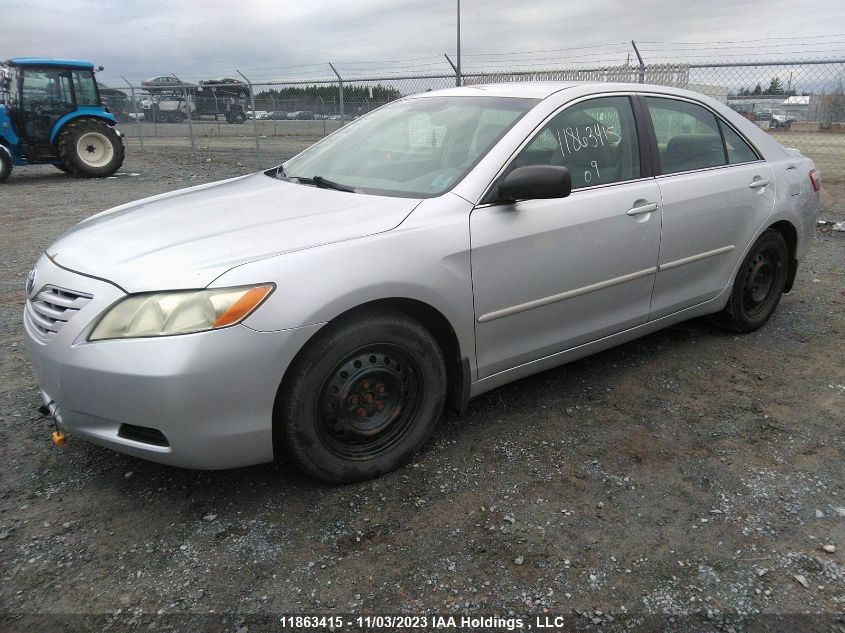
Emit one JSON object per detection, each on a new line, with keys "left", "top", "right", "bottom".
{"left": 329, "top": 62, "right": 344, "bottom": 120}
{"left": 237, "top": 69, "right": 261, "bottom": 168}
{"left": 444, "top": 54, "right": 460, "bottom": 86}
{"left": 181, "top": 84, "right": 196, "bottom": 155}
{"left": 631, "top": 40, "right": 646, "bottom": 84}
{"left": 173, "top": 72, "right": 196, "bottom": 154}
{"left": 121, "top": 77, "right": 143, "bottom": 150}
{"left": 211, "top": 87, "right": 221, "bottom": 137}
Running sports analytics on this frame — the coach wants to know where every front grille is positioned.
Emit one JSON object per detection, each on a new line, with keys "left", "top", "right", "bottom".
{"left": 25, "top": 285, "right": 93, "bottom": 342}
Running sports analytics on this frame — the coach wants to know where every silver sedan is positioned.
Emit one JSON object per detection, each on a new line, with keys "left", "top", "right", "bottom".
{"left": 24, "top": 82, "right": 820, "bottom": 482}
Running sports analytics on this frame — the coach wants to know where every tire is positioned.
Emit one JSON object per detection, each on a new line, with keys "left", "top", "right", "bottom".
{"left": 231, "top": 111, "right": 246, "bottom": 124}
{"left": 167, "top": 111, "right": 185, "bottom": 123}
{"left": 712, "top": 229, "right": 789, "bottom": 333}
{"left": 276, "top": 309, "right": 447, "bottom": 483}
{"left": 56, "top": 119, "right": 125, "bottom": 178}
{"left": 0, "top": 149, "right": 11, "bottom": 183}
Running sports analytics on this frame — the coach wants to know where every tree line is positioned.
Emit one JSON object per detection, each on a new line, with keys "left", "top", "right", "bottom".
{"left": 255, "top": 84, "right": 402, "bottom": 111}
{"left": 733, "top": 77, "right": 804, "bottom": 97}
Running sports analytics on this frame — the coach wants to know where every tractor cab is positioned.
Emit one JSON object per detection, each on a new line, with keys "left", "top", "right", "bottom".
{"left": 0, "top": 57, "right": 125, "bottom": 182}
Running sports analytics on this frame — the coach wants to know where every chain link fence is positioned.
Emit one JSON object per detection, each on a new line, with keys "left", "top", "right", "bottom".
{"left": 113, "top": 59, "right": 845, "bottom": 179}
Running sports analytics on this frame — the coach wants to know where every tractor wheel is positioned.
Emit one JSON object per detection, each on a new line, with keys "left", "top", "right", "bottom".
{"left": 57, "top": 119, "right": 125, "bottom": 178}
{"left": 0, "top": 149, "right": 12, "bottom": 183}
{"left": 167, "top": 111, "right": 185, "bottom": 123}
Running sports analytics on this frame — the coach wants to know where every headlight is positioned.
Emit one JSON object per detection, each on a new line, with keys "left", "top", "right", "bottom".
{"left": 88, "top": 284, "right": 274, "bottom": 341}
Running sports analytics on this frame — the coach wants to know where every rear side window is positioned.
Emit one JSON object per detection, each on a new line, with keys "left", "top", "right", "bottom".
{"left": 645, "top": 97, "right": 726, "bottom": 174}
{"left": 511, "top": 96, "right": 640, "bottom": 190}
{"left": 719, "top": 121, "right": 759, "bottom": 164}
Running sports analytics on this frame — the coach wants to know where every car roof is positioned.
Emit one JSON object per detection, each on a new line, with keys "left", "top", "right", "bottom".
{"left": 6, "top": 57, "right": 95, "bottom": 69}
{"left": 409, "top": 81, "right": 723, "bottom": 102}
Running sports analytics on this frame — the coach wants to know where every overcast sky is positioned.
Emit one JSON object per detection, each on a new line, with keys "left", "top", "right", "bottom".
{"left": 2, "top": 0, "right": 844, "bottom": 86}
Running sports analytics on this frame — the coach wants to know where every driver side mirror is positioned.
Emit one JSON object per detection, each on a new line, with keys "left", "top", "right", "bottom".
{"left": 488, "top": 165, "right": 572, "bottom": 204}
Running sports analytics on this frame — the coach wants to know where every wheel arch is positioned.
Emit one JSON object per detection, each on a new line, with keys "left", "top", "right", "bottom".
{"left": 767, "top": 219, "right": 798, "bottom": 292}
{"left": 274, "top": 297, "right": 470, "bottom": 437}
{"left": 50, "top": 111, "right": 117, "bottom": 144}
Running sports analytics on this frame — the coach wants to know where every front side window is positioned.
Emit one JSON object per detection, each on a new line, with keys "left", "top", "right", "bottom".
{"left": 72, "top": 70, "right": 99, "bottom": 106}
{"left": 21, "top": 69, "right": 74, "bottom": 114}
{"left": 509, "top": 96, "right": 641, "bottom": 190}
{"left": 645, "top": 97, "right": 726, "bottom": 174}
{"left": 282, "top": 96, "right": 538, "bottom": 198}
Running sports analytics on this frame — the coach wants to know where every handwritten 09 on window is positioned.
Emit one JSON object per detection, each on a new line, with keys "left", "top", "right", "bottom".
{"left": 512, "top": 96, "right": 640, "bottom": 190}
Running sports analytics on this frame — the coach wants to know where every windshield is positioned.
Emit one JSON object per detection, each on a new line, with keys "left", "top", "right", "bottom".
{"left": 279, "top": 96, "right": 538, "bottom": 198}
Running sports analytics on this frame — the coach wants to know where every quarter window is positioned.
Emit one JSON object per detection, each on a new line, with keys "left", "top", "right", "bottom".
{"left": 719, "top": 121, "right": 759, "bottom": 164}
{"left": 645, "top": 97, "right": 726, "bottom": 174}
{"left": 510, "top": 96, "right": 641, "bottom": 190}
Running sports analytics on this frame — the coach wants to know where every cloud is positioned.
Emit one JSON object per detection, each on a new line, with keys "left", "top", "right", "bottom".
{"left": 1, "top": 0, "right": 843, "bottom": 87}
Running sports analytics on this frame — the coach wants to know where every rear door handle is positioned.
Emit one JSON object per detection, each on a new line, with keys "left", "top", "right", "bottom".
{"left": 749, "top": 178, "right": 770, "bottom": 189}
{"left": 626, "top": 202, "right": 659, "bottom": 216}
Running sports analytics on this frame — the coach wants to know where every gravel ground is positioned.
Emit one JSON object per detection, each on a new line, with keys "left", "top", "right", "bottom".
{"left": 1, "top": 151, "right": 844, "bottom": 632}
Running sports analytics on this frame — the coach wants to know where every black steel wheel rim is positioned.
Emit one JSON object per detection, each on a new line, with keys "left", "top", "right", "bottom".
{"left": 316, "top": 344, "right": 424, "bottom": 460}
{"left": 742, "top": 247, "right": 778, "bottom": 318}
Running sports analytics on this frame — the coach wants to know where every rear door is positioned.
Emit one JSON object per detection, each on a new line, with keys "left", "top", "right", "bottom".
{"left": 470, "top": 95, "right": 662, "bottom": 378}
{"left": 641, "top": 95, "right": 775, "bottom": 320}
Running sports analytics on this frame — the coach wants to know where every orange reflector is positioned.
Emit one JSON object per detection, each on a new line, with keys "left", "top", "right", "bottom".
{"left": 52, "top": 431, "right": 67, "bottom": 446}
{"left": 212, "top": 285, "right": 273, "bottom": 328}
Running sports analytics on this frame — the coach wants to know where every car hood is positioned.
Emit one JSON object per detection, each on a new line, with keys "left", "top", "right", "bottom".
{"left": 48, "top": 173, "right": 421, "bottom": 292}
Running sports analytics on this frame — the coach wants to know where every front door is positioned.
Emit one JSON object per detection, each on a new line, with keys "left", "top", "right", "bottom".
{"left": 13, "top": 68, "right": 75, "bottom": 148}
{"left": 470, "top": 95, "right": 662, "bottom": 379}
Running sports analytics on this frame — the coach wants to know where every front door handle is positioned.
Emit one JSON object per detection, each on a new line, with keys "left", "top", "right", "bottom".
{"left": 626, "top": 202, "right": 659, "bottom": 216}
{"left": 749, "top": 178, "right": 770, "bottom": 189}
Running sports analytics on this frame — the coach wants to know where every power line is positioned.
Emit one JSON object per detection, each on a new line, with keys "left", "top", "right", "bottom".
{"left": 638, "top": 33, "right": 845, "bottom": 45}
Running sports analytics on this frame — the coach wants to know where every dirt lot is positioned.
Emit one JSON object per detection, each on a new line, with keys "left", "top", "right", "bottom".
{"left": 1, "top": 150, "right": 844, "bottom": 632}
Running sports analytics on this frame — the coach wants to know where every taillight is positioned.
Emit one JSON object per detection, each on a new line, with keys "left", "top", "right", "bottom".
{"left": 809, "top": 169, "right": 821, "bottom": 192}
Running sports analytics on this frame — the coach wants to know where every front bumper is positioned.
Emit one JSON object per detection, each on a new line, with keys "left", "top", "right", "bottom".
{"left": 24, "top": 255, "right": 322, "bottom": 469}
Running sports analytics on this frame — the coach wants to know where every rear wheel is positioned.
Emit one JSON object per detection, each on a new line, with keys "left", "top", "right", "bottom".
{"left": 167, "top": 110, "right": 185, "bottom": 123}
{"left": 0, "top": 149, "right": 11, "bottom": 183}
{"left": 57, "top": 119, "right": 125, "bottom": 178}
{"left": 276, "top": 310, "right": 447, "bottom": 483}
{"left": 712, "top": 229, "right": 789, "bottom": 332}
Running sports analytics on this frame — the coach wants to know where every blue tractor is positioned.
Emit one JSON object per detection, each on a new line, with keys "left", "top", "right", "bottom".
{"left": 0, "top": 57, "right": 125, "bottom": 182}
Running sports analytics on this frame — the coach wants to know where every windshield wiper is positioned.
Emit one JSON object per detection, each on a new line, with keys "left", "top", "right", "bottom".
{"left": 291, "top": 175, "right": 357, "bottom": 193}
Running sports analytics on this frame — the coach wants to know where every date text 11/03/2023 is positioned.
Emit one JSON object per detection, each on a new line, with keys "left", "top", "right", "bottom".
{"left": 277, "top": 614, "right": 599, "bottom": 629}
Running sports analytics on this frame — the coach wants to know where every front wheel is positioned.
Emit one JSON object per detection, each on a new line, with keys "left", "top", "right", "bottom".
{"left": 0, "top": 149, "right": 12, "bottom": 183}
{"left": 57, "top": 119, "right": 125, "bottom": 178}
{"left": 276, "top": 310, "right": 447, "bottom": 483}
{"left": 713, "top": 229, "right": 789, "bottom": 332}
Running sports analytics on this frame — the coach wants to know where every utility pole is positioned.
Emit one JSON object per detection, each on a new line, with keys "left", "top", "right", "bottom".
{"left": 456, "top": 0, "right": 462, "bottom": 86}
